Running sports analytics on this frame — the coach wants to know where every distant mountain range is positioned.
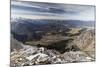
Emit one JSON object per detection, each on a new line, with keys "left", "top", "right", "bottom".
{"left": 11, "top": 17, "right": 95, "bottom": 27}
{"left": 11, "top": 17, "right": 95, "bottom": 42}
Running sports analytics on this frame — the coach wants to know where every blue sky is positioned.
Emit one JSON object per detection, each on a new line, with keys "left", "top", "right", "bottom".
{"left": 11, "top": 1, "right": 95, "bottom": 21}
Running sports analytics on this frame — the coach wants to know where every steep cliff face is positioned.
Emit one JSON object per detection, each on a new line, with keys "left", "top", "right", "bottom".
{"left": 70, "top": 29, "right": 95, "bottom": 59}
{"left": 73, "top": 29, "right": 95, "bottom": 51}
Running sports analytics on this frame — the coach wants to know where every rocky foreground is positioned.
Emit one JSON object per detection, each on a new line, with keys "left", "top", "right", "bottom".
{"left": 10, "top": 29, "right": 95, "bottom": 67}
{"left": 11, "top": 45, "right": 94, "bottom": 67}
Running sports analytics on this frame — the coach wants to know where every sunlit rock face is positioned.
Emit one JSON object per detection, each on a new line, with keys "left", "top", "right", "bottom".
{"left": 71, "top": 29, "right": 95, "bottom": 59}
{"left": 73, "top": 30, "right": 95, "bottom": 51}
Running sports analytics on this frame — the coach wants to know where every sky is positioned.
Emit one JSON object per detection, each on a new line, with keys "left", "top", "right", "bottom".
{"left": 11, "top": 1, "right": 95, "bottom": 21}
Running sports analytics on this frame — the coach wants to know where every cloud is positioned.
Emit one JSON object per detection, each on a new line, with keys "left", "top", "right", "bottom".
{"left": 11, "top": 1, "right": 95, "bottom": 21}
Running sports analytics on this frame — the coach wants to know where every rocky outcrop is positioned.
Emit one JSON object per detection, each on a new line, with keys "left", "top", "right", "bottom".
{"left": 10, "top": 29, "right": 95, "bottom": 66}
{"left": 11, "top": 45, "right": 94, "bottom": 66}
{"left": 63, "top": 51, "right": 94, "bottom": 62}
{"left": 70, "top": 29, "right": 95, "bottom": 59}
{"left": 10, "top": 45, "right": 65, "bottom": 66}
{"left": 73, "top": 30, "right": 95, "bottom": 51}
